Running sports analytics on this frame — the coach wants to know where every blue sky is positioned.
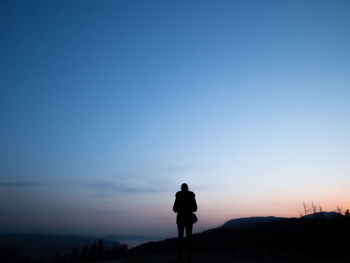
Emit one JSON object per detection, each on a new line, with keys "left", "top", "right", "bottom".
{"left": 1, "top": 0, "right": 350, "bottom": 236}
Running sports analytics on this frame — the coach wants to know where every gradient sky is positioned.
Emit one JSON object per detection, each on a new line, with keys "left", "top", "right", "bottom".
{"left": 1, "top": 0, "right": 350, "bottom": 237}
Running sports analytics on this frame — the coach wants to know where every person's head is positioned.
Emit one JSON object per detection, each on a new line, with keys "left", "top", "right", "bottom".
{"left": 181, "top": 183, "right": 188, "bottom": 192}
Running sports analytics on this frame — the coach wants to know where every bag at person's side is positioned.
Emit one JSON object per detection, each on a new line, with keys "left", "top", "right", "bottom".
{"left": 191, "top": 213, "right": 198, "bottom": 224}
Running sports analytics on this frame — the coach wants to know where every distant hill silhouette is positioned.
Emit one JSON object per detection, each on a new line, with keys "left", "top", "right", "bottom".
{"left": 103, "top": 234, "right": 163, "bottom": 248}
{"left": 301, "top": 211, "right": 342, "bottom": 219}
{"left": 221, "top": 216, "right": 290, "bottom": 228}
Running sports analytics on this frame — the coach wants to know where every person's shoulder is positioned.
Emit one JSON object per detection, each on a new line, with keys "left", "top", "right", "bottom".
{"left": 176, "top": 191, "right": 196, "bottom": 197}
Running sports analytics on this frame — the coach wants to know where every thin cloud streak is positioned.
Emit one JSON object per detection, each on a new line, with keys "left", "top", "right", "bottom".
{"left": 0, "top": 181, "right": 42, "bottom": 187}
{"left": 84, "top": 180, "right": 165, "bottom": 194}
{"left": 88, "top": 209, "right": 123, "bottom": 216}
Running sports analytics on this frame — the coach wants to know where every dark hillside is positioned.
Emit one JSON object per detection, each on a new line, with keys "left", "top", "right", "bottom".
{"left": 129, "top": 214, "right": 350, "bottom": 261}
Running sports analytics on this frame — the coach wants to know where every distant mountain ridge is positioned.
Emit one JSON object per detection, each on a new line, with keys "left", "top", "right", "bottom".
{"left": 301, "top": 211, "right": 343, "bottom": 219}
{"left": 220, "top": 216, "right": 291, "bottom": 228}
{"left": 104, "top": 234, "right": 163, "bottom": 242}
{"left": 220, "top": 212, "right": 345, "bottom": 229}
{"left": 103, "top": 234, "right": 164, "bottom": 248}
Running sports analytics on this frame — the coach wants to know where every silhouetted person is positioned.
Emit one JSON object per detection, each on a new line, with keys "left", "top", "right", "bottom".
{"left": 173, "top": 183, "right": 197, "bottom": 263}
{"left": 345, "top": 209, "right": 350, "bottom": 218}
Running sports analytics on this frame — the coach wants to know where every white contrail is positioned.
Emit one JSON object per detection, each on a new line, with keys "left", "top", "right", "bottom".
{"left": 142, "top": 118, "right": 168, "bottom": 154}
{"left": 143, "top": 118, "right": 160, "bottom": 142}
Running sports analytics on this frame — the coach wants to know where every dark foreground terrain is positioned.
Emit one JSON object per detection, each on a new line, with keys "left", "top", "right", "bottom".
{"left": 127, "top": 213, "right": 350, "bottom": 263}
{"left": 120, "top": 255, "right": 349, "bottom": 263}
{"left": 2, "top": 212, "right": 350, "bottom": 262}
